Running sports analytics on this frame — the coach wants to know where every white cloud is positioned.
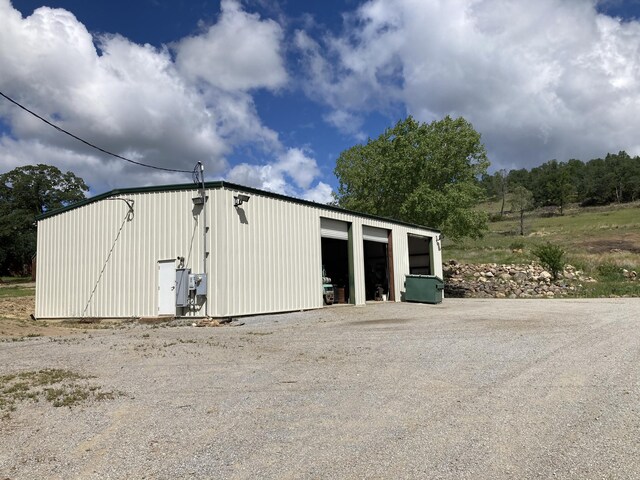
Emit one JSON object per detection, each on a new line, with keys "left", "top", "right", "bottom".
{"left": 275, "top": 148, "right": 319, "bottom": 189}
{"left": 294, "top": 28, "right": 402, "bottom": 114}
{"left": 0, "top": 137, "right": 186, "bottom": 194}
{"left": 302, "top": 182, "right": 333, "bottom": 204}
{"left": 174, "top": 0, "right": 287, "bottom": 91}
{"left": 226, "top": 147, "right": 329, "bottom": 199}
{"left": 323, "top": 110, "right": 366, "bottom": 141}
{"left": 296, "top": 0, "right": 640, "bottom": 168}
{"left": 0, "top": 0, "right": 315, "bottom": 196}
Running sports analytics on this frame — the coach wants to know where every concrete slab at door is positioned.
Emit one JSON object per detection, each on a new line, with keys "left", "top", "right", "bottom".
{"left": 158, "top": 260, "right": 176, "bottom": 315}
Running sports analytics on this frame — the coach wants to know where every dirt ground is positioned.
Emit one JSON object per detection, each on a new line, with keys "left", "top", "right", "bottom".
{"left": 582, "top": 236, "right": 640, "bottom": 254}
{"left": 2, "top": 298, "right": 640, "bottom": 479}
{"left": 0, "top": 287, "right": 124, "bottom": 337}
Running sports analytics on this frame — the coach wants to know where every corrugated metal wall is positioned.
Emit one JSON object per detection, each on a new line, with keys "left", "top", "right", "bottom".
{"left": 36, "top": 190, "right": 206, "bottom": 318}
{"left": 211, "top": 188, "right": 442, "bottom": 317}
{"left": 36, "top": 185, "right": 442, "bottom": 319}
{"left": 209, "top": 188, "right": 320, "bottom": 317}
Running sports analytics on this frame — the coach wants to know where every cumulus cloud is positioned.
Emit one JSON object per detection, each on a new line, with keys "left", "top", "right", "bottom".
{"left": 323, "top": 110, "right": 366, "bottom": 141}
{"left": 0, "top": 136, "right": 187, "bottom": 192}
{"left": 302, "top": 182, "right": 334, "bottom": 204}
{"left": 0, "top": 0, "right": 325, "bottom": 199}
{"left": 0, "top": 1, "right": 228, "bottom": 187}
{"left": 174, "top": 0, "right": 287, "bottom": 91}
{"left": 226, "top": 147, "right": 331, "bottom": 201}
{"left": 296, "top": 0, "right": 640, "bottom": 169}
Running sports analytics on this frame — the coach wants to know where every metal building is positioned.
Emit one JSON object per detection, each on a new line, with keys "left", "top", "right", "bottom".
{"left": 35, "top": 181, "right": 442, "bottom": 319}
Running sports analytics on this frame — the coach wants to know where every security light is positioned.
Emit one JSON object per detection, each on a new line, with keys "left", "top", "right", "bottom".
{"left": 234, "top": 194, "right": 250, "bottom": 207}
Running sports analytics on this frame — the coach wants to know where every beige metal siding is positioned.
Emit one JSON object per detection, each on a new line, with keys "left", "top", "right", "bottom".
{"left": 210, "top": 188, "right": 322, "bottom": 317}
{"left": 36, "top": 184, "right": 442, "bottom": 319}
{"left": 211, "top": 188, "right": 442, "bottom": 316}
{"left": 36, "top": 190, "right": 207, "bottom": 318}
{"left": 390, "top": 225, "right": 443, "bottom": 300}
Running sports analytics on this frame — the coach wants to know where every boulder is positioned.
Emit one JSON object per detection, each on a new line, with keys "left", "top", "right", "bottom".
{"left": 443, "top": 260, "right": 586, "bottom": 299}
{"left": 513, "top": 271, "right": 528, "bottom": 282}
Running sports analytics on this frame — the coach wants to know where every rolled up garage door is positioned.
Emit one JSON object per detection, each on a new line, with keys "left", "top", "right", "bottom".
{"left": 320, "top": 218, "right": 349, "bottom": 240}
{"left": 362, "top": 225, "right": 388, "bottom": 243}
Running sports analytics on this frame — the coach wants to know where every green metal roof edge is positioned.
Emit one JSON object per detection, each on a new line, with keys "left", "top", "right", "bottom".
{"left": 35, "top": 181, "right": 225, "bottom": 220}
{"left": 219, "top": 181, "right": 441, "bottom": 233}
{"left": 36, "top": 180, "right": 440, "bottom": 233}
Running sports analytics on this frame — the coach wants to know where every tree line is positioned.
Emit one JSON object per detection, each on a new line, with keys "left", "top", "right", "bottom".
{"left": 0, "top": 165, "right": 87, "bottom": 276}
{"left": 3, "top": 117, "right": 638, "bottom": 276}
{"left": 480, "top": 151, "right": 640, "bottom": 215}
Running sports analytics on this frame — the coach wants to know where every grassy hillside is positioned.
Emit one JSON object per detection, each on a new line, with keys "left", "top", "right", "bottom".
{"left": 445, "top": 200, "right": 640, "bottom": 297}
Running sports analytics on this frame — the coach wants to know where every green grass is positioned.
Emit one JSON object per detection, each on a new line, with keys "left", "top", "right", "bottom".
{"left": 0, "top": 285, "right": 35, "bottom": 298}
{"left": 0, "top": 276, "right": 35, "bottom": 299}
{"left": 447, "top": 201, "right": 640, "bottom": 297}
{"left": 0, "top": 369, "right": 123, "bottom": 416}
{"left": 0, "top": 276, "right": 32, "bottom": 284}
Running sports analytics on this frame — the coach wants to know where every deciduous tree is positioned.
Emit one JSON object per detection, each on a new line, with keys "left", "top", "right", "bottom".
{"left": 510, "top": 185, "right": 534, "bottom": 236}
{"left": 334, "top": 116, "right": 490, "bottom": 239}
{"left": 0, "top": 164, "right": 88, "bottom": 275}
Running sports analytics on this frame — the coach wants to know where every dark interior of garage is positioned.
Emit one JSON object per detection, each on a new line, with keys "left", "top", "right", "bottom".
{"left": 408, "top": 235, "right": 431, "bottom": 275}
{"left": 363, "top": 240, "right": 389, "bottom": 300}
{"left": 321, "top": 237, "right": 351, "bottom": 303}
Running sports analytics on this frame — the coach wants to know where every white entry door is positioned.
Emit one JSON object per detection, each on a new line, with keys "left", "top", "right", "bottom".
{"left": 157, "top": 260, "right": 176, "bottom": 315}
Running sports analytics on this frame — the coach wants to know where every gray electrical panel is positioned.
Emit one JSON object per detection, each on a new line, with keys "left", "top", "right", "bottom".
{"left": 189, "top": 273, "right": 207, "bottom": 296}
{"left": 196, "top": 274, "right": 207, "bottom": 296}
{"left": 176, "top": 268, "right": 191, "bottom": 307}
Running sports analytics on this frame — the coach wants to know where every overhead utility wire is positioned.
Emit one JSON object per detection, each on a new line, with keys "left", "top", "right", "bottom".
{"left": 0, "top": 90, "right": 192, "bottom": 174}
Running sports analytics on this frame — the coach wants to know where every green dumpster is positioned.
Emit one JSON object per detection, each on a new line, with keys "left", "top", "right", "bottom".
{"left": 404, "top": 275, "right": 444, "bottom": 304}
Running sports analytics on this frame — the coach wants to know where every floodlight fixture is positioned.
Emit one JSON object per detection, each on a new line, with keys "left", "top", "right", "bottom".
{"left": 234, "top": 194, "right": 250, "bottom": 207}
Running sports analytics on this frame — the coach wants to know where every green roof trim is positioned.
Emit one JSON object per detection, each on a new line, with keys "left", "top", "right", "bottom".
{"left": 36, "top": 180, "right": 440, "bottom": 233}
{"left": 36, "top": 181, "right": 226, "bottom": 220}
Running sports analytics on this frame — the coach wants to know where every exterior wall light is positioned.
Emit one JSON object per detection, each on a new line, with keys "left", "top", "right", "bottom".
{"left": 234, "top": 194, "right": 250, "bottom": 207}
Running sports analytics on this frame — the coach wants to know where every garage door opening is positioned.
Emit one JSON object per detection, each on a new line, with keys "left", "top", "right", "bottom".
{"left": 362, "top": 225, "right": 393, "bottom": 301}
{"left": 320, "top": 218, "right": 354, "bottom": 304}
{"left": 321, "top": 238, "right": 351, "bottom": 303}
{"left": 363, "top": 241, "right": 389, "bottom": 300}
{"left": 408, "top": 234, "right": 432, "bottom": 274}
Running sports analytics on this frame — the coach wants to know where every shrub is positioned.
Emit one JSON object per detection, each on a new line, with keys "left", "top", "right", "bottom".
{"left": 596, "top": 263, "right": 623, "bottom": 281}
{"left": 532, "top": 242, "right": 565, "bottom": 280}
{"left": 509, "top": 240, "right": 525, "bottom": 251}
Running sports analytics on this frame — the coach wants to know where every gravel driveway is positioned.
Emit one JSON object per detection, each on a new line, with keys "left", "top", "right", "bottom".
{"left": 1, "top": 298, "right": 640, "bottom": 479}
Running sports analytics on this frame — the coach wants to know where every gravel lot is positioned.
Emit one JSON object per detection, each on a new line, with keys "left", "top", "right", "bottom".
{"left": 2, "top": 298, "right": 640, "bottom": 479}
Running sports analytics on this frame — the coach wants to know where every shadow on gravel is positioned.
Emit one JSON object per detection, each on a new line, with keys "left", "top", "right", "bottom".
{"left": 348, "top": 318, "right": 413, "bottom": 326}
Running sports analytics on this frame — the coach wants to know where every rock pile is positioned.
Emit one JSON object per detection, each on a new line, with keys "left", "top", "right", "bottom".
{"left": 443, "top": 260, "right": 596, "bottom": 299}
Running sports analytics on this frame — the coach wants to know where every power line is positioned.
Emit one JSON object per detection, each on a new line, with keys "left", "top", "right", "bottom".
{"left": 0, "top": 90, "right": 193, "bottom": 174}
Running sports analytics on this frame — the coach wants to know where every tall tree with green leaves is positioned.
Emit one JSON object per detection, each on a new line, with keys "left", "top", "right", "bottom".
{"left": 494, "top": 169, "right": 509, "bottom": 217}
{"left": 0, "top": 164, "right": 88, "bottom": 275}
{"left": 542, "top": 160, "right": 575, "bottom": 214}
{"left": 510, "top": 185, "right": 534, "bottom": 236}
{"left": 334, "top": 116, "right": 490, "bottom": 239}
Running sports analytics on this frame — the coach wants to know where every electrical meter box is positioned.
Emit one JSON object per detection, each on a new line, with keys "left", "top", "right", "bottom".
{"left": 188, "top": 273, "right": 208, "bottom": 296}
{"left": 175, "top": 268, "right": 191, "bottom": 307}
{"left": 196, "top": 274, "right": 207, "bottom": 296}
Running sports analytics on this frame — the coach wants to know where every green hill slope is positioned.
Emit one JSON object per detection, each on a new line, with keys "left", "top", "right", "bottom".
{"left": 445, "top": 201, "right": 640, "bottom": 297}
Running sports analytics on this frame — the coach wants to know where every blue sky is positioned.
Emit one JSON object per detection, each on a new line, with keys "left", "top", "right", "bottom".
{"left": 2, "top": 0, "right": 640, "bottom": 201}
